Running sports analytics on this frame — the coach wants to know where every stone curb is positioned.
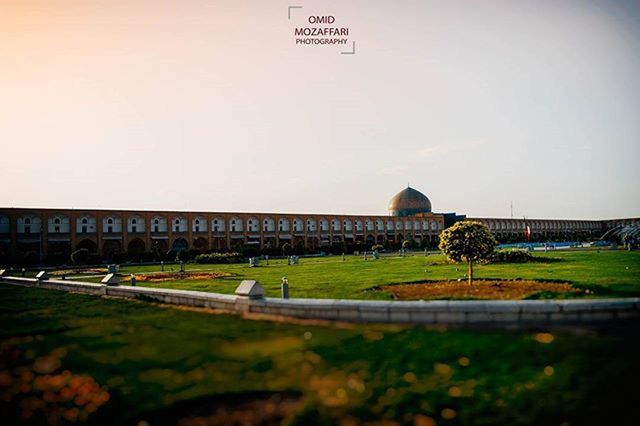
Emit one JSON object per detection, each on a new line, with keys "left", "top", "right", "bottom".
{"left": 2, "top": 276, "right": 639, "bottom": 325}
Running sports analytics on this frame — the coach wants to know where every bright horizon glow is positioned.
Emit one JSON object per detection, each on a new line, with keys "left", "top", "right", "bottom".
{"left": 1, "top": 0, "right": 639, "bottom": 219}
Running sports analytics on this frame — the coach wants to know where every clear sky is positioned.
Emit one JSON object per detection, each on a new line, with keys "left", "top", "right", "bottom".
{"left": 1, "top": 0, "right": 639, "bottom": 219}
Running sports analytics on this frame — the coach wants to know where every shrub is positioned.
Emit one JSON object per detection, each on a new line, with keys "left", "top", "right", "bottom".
{"left": 490, "top": 249, "right": 535, "bottom": 263}
{"left": 194, "top": 252, "right": 244, "bottom": 264}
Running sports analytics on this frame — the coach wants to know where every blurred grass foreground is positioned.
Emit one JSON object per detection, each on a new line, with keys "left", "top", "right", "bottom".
{"left": 1, "top": 283, "right": 639, "bottom": 425}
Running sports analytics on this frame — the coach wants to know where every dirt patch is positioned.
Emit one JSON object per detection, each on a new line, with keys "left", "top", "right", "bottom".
{"left": 382, "top": 280, "right": 580, "bottom": 300}
{"left": 134, "top": 272, "right": 231, "bottom": 282}
{"left": 51, "top": 268, "right": 107, "bottom": 276}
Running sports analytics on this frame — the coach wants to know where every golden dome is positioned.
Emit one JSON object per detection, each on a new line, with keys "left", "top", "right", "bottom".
{"left": 388, "top": 186, "right": 432, "bottom": 216}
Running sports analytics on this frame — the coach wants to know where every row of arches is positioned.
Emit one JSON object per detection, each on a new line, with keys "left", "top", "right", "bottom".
{"left": 2, "top": 214, "right": 444, "bottom": 235}
{"left": 73, "top": 237, "right": 203, "bottom": 258}
{"left": 475, "top": 218, "right": 601, "bottom": 232}
{"left": 4, "top": 215, "right": 207, "bottom": 234}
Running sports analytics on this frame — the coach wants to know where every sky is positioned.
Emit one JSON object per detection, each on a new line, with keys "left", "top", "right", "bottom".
{"left": 1, "top": 0, "right": 639, "bottom": 219}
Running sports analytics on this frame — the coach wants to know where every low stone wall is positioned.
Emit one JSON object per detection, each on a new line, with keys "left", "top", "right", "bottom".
{"left": 2, "top": 276, "right": 639, "bottom": 325}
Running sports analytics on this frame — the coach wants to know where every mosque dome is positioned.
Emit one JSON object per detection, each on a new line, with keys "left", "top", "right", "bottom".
{"left": 388, "top": 186, "right": 432, "bottom": 216}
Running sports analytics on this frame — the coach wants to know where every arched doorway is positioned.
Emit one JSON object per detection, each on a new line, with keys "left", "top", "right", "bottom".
{"left": 193, "top": 237, "right": 209, "bottom": 253}
{"left": 102, "top": 240, "right": 122, "bottom": 260}
{"left": 77, "top": 239, "right": 97, "bottom": 253}
{"left": 152, "top": 239, "right": 169, "bottom": 260}
{"left": 172, "top": 238, "right": 189, "bottom": 252}
{"left": 72, "top": 239, "right": 98, "bottom": 264}
{"left": 128, "top": 238, "right": 146, "bottom": 254}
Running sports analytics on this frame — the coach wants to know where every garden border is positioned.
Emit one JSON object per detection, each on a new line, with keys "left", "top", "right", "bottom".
{"left": 1, "top": 276, "right": 638, "bottom": 325}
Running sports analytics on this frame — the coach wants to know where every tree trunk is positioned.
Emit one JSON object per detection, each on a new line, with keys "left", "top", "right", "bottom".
{"left": 468, "top": 260, "right": 473, "bottom": 287}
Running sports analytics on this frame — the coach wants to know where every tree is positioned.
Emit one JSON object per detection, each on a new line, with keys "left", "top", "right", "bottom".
{"left": 281, "top": 242, "right": 291, "bottom": 257}
{"left": 439, "top": 221, "right": 497, "bottom": 286}
{"left": 402, "top": 239, "right": 413, "bottom": 250}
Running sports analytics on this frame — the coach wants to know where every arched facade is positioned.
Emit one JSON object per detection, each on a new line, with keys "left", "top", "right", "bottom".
{"left": 0, "top": 194, "right": 617, "bottom": 264}
{"left": 128, "top": 215, "right": 145, "bottom": 233}
{"left": 77, "top": 215, "right": 96, "bottom": 234}
{"left": 48, "top": 214, "right": 70, "bottom": 233}
{"left": 0, "top": 215, "right": 9, "bottom": 234}
{"left": 17, "top": 215, "right": 41, "bottom": 234}
{"left": 172, "top": 216, "right": 187, "bottom": 233}
{"left": 103, "top": 215, "right": 122, "bottom": 233}
{"left": 151, "top": 216, "right": 168, "bottom": 233}
{"left": 192, "top": 216, "right": 207, "bottom": 233}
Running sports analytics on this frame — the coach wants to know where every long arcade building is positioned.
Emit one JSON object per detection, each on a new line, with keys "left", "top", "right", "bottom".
{"left": 0, "top": 187, "right": 636, "bottom": 264}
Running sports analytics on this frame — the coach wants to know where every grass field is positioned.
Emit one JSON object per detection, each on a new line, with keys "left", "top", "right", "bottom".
{"left": 1, "top": 284, "right": 639, "bottom": 425}
{"left": 62, "top": 250, "right": 640, "bottom": 300}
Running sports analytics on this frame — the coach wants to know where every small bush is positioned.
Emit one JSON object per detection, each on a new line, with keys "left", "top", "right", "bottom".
{"left": 194, "top": 252, "right": 244, "bottom": 264}
{"left": 490, "top": 250, "right": 535, "bottom": 263}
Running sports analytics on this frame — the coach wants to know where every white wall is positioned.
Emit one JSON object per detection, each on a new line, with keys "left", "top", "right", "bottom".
{"left": 192, "top": 216, "right": 207, "bottom": 232}
{"left": 48, "top": 214, "right": 70, "bottom": 233}
{"left": 172, "top": 216, "right": 187, "bottom": 233}
{"left": 151, "top": 216, "right": 168, "bottom": 233}
{"left": 128, "top": 215, "right": 145, "bottom": 233}
{"left": 103, "top": 216, "right": 122, "bottom": 233}
{"left": 76, "top": 215, "right": 96, "bottom": 233}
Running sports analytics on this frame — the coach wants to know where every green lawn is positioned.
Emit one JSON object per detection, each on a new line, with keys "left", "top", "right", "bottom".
{"left": 105, "top": 250, "right": 640, "bottom": 300}
{"left": 1, "top": 284, "right": 639, "bottom": 425}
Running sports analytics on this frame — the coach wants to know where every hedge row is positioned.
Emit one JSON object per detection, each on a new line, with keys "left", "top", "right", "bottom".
{"left": 194, "top": 252, "right": 244, "bottom": 264}
{"left": 488, "top": 249, "right": 563, "bottom": 264}
{"left": 489, "top": 249, "right": 535, "bottom": 263}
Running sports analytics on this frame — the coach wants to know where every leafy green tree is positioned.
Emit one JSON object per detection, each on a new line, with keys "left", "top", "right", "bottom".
{"left": 439, "top": 221, "right": 497, "bottom": 286}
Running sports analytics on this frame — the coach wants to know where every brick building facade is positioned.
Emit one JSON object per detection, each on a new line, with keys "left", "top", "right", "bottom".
{"left": 0, "top": 186, "right": 635, "bottom": 265}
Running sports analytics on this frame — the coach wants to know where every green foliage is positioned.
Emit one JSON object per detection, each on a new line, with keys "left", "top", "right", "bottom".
{"left": 439, "top": 221, "right": 497, "bottom": 285}
{"left": 193, "top": 252, "right": 243, "bottom": 264}
{"left": 490, "top": 249, "right": 535, "bottom": 263}
{"left": 439, "top": 221, "right": 497, "bottom": 263}
{"left": 1, "top": 284, "right": 639, "bottom": 425}
{"left": 489, "top": 250, "right": 563, "bottom": 264}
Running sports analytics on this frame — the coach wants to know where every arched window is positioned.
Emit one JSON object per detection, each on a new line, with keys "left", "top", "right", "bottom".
{"left": 25, "top": 218, "right": 31, "bottom": 224}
